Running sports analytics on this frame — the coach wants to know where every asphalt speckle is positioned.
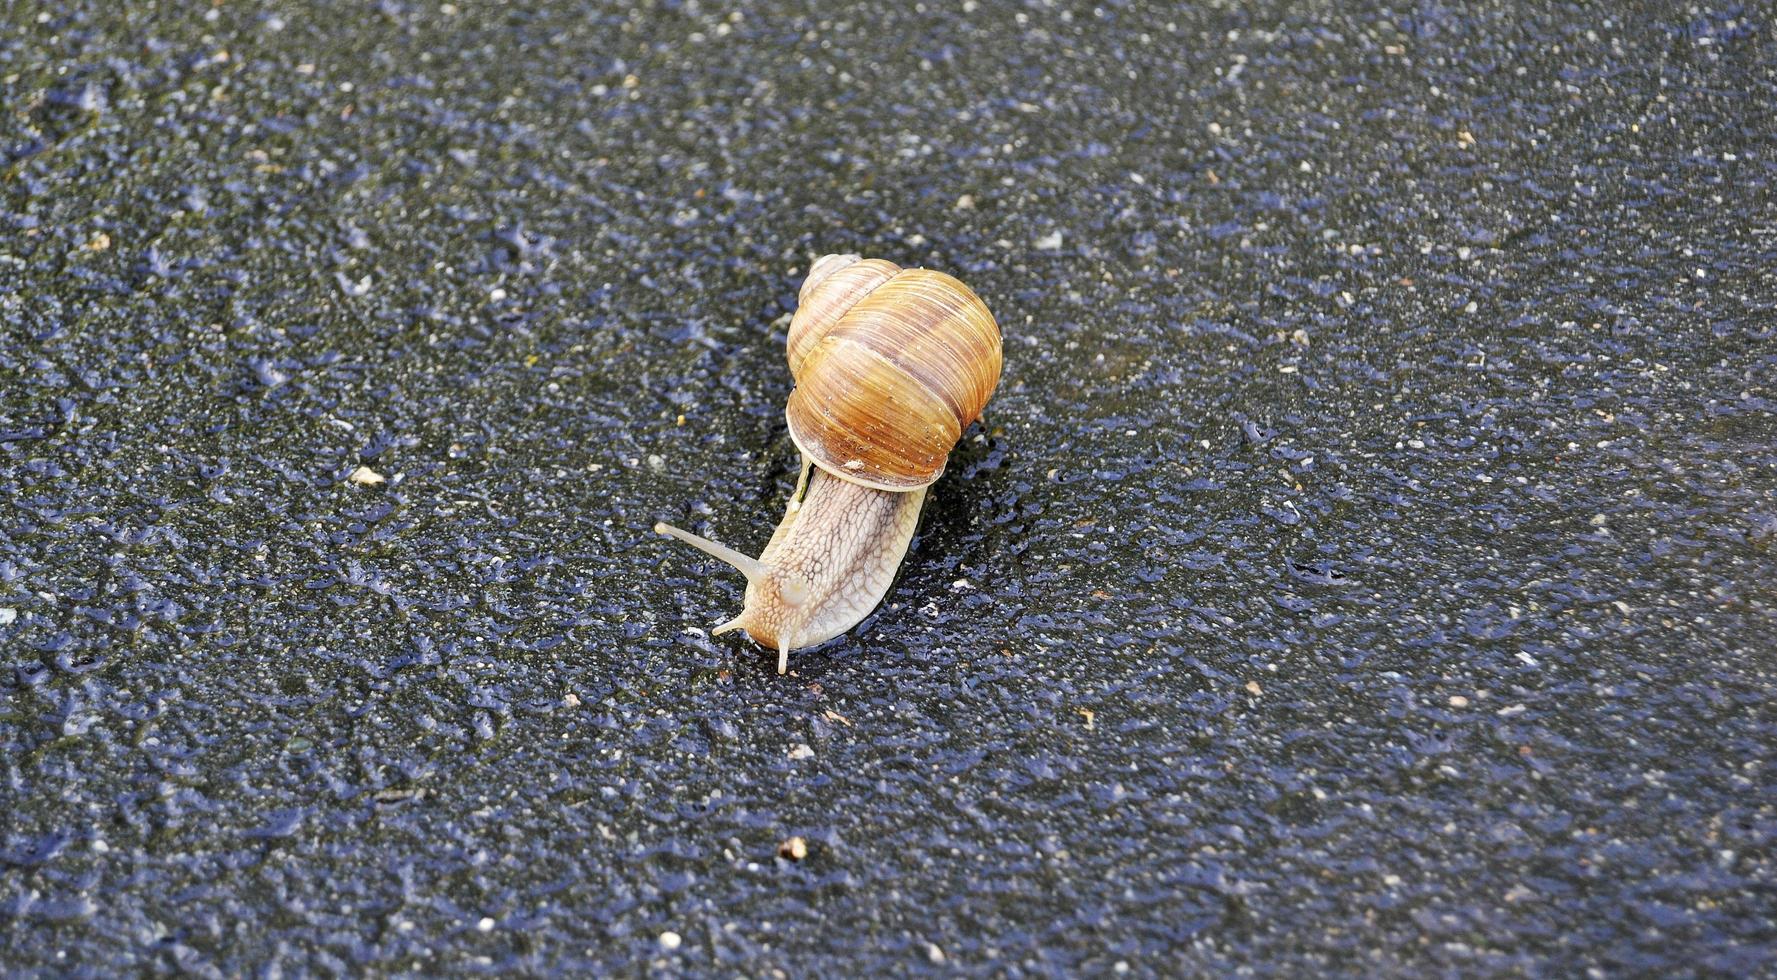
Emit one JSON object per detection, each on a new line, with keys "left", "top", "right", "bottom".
{"left": 3, "top": 1, "right": 1774, "bottom": 974}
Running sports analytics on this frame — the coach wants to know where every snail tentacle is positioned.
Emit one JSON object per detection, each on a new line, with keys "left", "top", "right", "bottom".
{"left": 653, "top": 522, "right": 767, "bottom": 583}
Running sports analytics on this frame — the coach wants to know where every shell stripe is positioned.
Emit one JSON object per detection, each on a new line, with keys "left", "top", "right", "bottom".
{"left": 784, "top": 258, "right": 1002, "bottom": 490}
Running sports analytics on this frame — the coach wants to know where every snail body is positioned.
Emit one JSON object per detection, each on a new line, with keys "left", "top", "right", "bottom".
{"left": 656, "top": 254, "right": 1001, "bottom": 673}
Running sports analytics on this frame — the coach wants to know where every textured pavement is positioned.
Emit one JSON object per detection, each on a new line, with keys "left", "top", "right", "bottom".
{"left": 3, "top": 1, "right": 1774, "bottom": 974}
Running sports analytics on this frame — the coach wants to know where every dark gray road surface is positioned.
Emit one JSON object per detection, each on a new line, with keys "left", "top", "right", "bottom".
{"left": 3, "top": 0, "right": 1774, "bottom": 974}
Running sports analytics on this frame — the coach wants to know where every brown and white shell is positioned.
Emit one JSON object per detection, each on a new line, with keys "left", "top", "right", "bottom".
{"left": 783, "top": 254, "right": 1002, "bottom": 492}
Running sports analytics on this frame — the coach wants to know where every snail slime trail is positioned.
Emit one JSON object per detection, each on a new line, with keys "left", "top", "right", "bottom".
{"left": 655, "top": 254, "right": 1002, "bottom": 674}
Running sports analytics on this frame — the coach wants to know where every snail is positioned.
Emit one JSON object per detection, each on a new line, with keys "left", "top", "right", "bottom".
{"left": 655, "top": 254, "right": 1002, "bottom": 674}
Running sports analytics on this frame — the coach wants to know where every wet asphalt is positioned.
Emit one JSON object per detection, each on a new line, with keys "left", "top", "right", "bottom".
{"left": 3, "top": 0, "right": 1775, "bottom": 974}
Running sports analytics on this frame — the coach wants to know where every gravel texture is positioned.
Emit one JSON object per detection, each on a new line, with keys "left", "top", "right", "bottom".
{"left": 3, "top": 0, "right": 1774, "bottom": 974}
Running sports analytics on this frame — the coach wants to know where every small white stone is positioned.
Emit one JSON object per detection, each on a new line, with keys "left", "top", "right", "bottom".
{"left": 1033, "top": 230, "right": 1064, "bottom": 250}
{"left": 926, "top": 942, "right": 946, "bottom": 964}
{"left": 489, "top": 287, "right": 507, "bottom": 301}
{"left": 477, "top": 917, "right": 495, "bottom": 932}
{"left": 658, "top": 931, "right": 682, "bottom": 950}
{"left": 788, "top": 743, "right": 815, "bottom": 760}
{"left": 347, "top": 466, "right": 385, "bottom": 486}
{"left": 0, "top": 608, "right": 14, "bottom": 626}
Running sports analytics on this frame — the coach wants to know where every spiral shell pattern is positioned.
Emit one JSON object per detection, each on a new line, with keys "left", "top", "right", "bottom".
{"left": 784, "top": 255, "right": 1002, "bottom": 491}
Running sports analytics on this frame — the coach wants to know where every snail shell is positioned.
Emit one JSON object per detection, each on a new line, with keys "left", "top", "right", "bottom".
{"left": 785, "top": 255, "right": 1002, "bottom": 491}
